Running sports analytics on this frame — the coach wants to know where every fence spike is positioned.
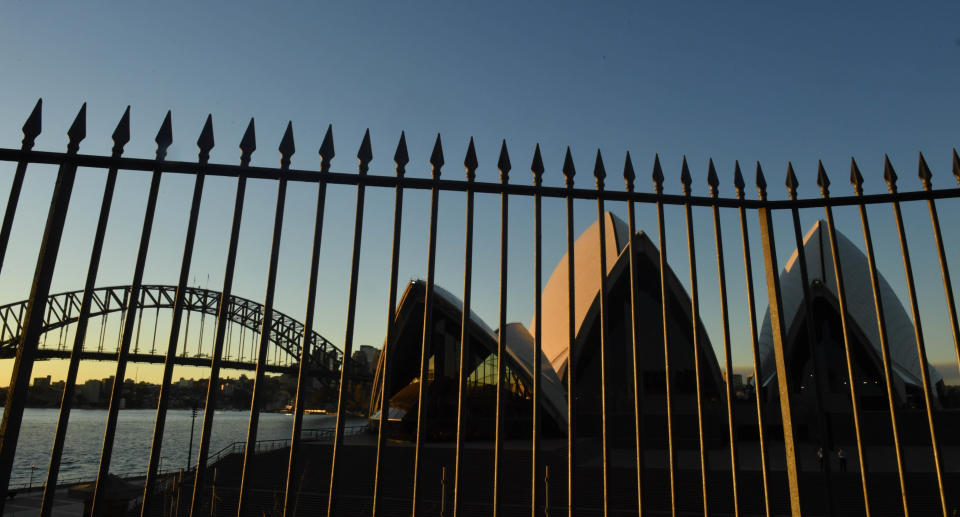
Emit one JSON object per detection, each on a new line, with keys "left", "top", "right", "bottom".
{"left": 22, "top": 98, "right": 42, "bottom": 148}
{"left": 883, "top": 154, "right": 898, "bottom": 193}
{"left": 357, "top": 128, "right": 372, "bottom": 164}
{"left": 850, "top": 158, "right": 864, "bottom": 195}
{"left": 319, "top": 124, "right": 335, "bottom": 168}
{"left": 918, "top": 152, "right": 932, "bottom": 190}
{"left": 279, "top": 121, "right": 295, "bottom": 160}
{"left": 196, "top": 114, "right": 214, "bottom": 156}
{"left": 498, "top": 140, "right": 511, "bottom": 183}
{"left": 785, "top": 162, "right": 799, "bottom": 200}
{"left": 623, "top": 151, "right": 635, "bottom": 191}
{"left": 953, "top": 149, "right": 960, "bottom": 187}
{"left": 239, "top": 118, "right": 256, "bottom": 163}
{"left": 562, "top": 147, "right": 575, "bottom": 188}
{"left": 593, "top": 149, "right": 606, "bottom": 190}
{"left": 817, "top": 161, "right": 830, "bottom": 197}
{"left": 155, "top": 111, "right": 173, "bottom": 159}
{"left": 652, "top": 153, "right": 664, "bottom": 194}
{"left": 112, "top": 106, "right": 131, "bottom": 153}
{"left": 465, "top": 137, "right": 478, "bottom": 181}
{"left": 733, "top": 160, "right": 745, "bottom": 199}
{"left": 394, "top": 131, "right": 409, "bottom": 176}
{"left": 756, "top": 162, "right": 767, "bottom": 200}
{"left": 707, "top": 158, "right": 719, "bottom": 197}
{"left": 680, "top": 156, "right": 691, "bottom": 196}
{"left": 66, "top": 103, "right": 87, "bottom": 151}
{"left": 531, "top": 143, "right": 544, "bottom": 186}
{"left": 430, "top": 133, "right": 444, "bottom": 178}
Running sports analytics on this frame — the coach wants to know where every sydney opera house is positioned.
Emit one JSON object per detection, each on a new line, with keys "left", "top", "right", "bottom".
{"left": 369, "top": 213, "right": 944, "bottom": 445}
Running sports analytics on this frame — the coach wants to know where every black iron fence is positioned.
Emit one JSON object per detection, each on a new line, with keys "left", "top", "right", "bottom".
{"left": 0, "top": 100, "right": 958, "bottom": 516}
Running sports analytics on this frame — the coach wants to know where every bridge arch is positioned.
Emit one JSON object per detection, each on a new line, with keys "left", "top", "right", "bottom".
{"left": 0, "top": 285, "right": 342, "bottom": 376}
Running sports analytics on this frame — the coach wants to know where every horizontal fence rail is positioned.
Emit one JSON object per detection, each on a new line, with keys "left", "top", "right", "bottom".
{"left": 0, "top": 100, "right": 957, "bottom": 517}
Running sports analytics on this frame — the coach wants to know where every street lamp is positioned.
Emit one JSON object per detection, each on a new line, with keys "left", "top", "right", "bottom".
{"left": 28, "top": 463, "right": 36, "bottom": 490}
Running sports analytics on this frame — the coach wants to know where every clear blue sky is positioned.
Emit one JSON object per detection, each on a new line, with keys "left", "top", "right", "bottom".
{"left": 1, "top": 1, "right": 959, "bottom": 384}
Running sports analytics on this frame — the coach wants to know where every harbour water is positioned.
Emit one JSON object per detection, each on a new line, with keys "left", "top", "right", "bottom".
{"left": 0, "top": 408, "right": 355, "bottom": 489}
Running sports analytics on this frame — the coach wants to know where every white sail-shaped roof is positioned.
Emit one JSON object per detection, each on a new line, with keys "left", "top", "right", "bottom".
{"left": 758, "top": 220, "right": 942, "bottom": 394}
{"left": 531, "top": 212, "right": 629, "bottom": 377}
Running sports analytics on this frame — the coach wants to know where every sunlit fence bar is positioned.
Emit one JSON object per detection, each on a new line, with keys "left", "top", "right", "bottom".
{"left": 0, "top": 100, "right": 958, "bottom": 516}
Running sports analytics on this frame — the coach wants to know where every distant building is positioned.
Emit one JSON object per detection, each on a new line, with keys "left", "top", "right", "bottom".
{"left": 79, "top": 379, "right": 101, "bottom": 404}
{"left": 33, "top": 375, "right": 52, "bottom": 388}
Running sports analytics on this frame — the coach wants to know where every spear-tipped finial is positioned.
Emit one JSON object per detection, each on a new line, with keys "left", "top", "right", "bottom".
{"left": 883, "top": 155, "right": 898, "bottom": 193}
{"left": 707, "top": 158, "right": 719, "bottom": 198}
{"left": 756, "top": 162, "right": 768, "bottom": 200}
{"left": 593, "top": 149, "right": 606, "bottom": 190}
{"left": 196, "top": 114, "right": 214, "bottom": 160}
{"left": 816, "top": 161, "right": 830, "bottom": 197}
{"left": 357, "top": 129, "right": 372, "bottom": 174}
{"left": 394, "top": 131, "right": 409, "bottom": 177}
{"left": 497, "top": 140, "right": 511, "bottom": 184}
{"left": 953, "top": 149, "right": 960, "bottom": 187}
{"left": 561, "top": 147, "right": 575, "bottom": 189}
{"left": 279, "top": 121, "right": 295, "bottom": 165}
{"left": 155, "top": 110, "right": 173, "bottom": 160}
{"left": 733, "top": 161, "right": 745, "bottom": 199}
{"left": 785, "top": 163, "right": 799, "bottom": 200}
{"left": 66, "top": 103, "right": 87, "bottom": 153}
{"left": 531, "top": 144, "right": 544, "bottom": 186}
{"left": 623, "top": 151, "right": 635, "bottom": 191}
{"left": 429, "top": 133, "right": 444, "bottom": 179}
{"left": 238, "top": 118, "right": 256, "bottom": 164}
{"left": 680, "top": 156, "right": 692, "bottom": 196}
{"left": 652, "top": 154, "right": 664, "bottom": 194}
{"left": 464, "top": 137, "right": 478, "bottom": 181}
{"left": 21, "top": 98, "right": 42, "bottom": 149}
{"left": 849, "top": 158, "right": 864, "bottom": 196}
{"left": 319, "top": 124, "right": 334, "bottom": 172}
{"left": 918, "top": 152, "right": 933, "bottom": 191}
{"left": 112, "top": 106, "right": 131, "bottom": 155}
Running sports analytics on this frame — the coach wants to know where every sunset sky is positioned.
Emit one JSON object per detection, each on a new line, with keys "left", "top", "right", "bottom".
{"left": 1, "top": 1, "right": 959, "bottom": 385}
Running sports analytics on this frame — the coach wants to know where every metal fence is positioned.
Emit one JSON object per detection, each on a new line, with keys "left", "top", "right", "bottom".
{"left": 0, "top": 100, "right": 957, "bottom": 516}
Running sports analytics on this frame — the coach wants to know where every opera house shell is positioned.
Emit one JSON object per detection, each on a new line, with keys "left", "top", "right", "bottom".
{"left": 757, "top": 220, "right": 944, "bottom": 413}
{"left": 369, "top": 212, "right": 726, "bottom": 443}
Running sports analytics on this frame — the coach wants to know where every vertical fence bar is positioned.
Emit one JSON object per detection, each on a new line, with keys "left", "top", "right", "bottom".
{"left": 651, "top": 155, "right": 677, "bottom": 517}
{"left": 754, "top": 163, "right": 802, "bottom": 517}
{"left": 283, "top": 125, "right": 330, "bottom": 517}
{"left": 0, "top": 99, "right": 42, "bottom": 277}
{"left": 136, "top": 115, "right": 211, "bottom": 515}
{"left": 237, "top": 120, "right": 292, "bottom": 515}
{"left": 40, "top": 107, "right": 129, "bottom": 517}
{"left": 680, "top": 158, "right": 709, "bottom": 516}
{"left": 410, "top": 134, "right": 443, "bottom": 517}
{"left": 816, "top": 162, "right": 871, "bottom": 515}
{"left": 882, "top": 157, "right": 948, "bottom": 516}
{"left": 593, "top": 150, "right": 610, "bottom": 517}
{"left": 561, "top": 148, "right": 576, "bottom": 517}
{"left": 493, "top": 141, "right": 511, "bottom": 517}
{"left": 733, "top": 163, "right": 772, "bottom": 517}
{"left": 623, "top": 153, "right": 645, "bottom": 516}
{"left": 91, "top": 111, "right": 172, "bottom": 516}
{"left": 183, "top": 119, "right": 253, "bottom": 516}
{"left": 706, "top": 160, "right": 739, "bottom": 516}
{"left": 530, "top": 145, "right": 545, "bottom": 517}
{"left": 0, "top": 104, "right": 81, "bottom": 514}
{"left": 371, "top": 132, "right": 408, "bottom": 517}
{"left": 452, "top": 138, "right": 478, "bottom": 517}
{"left": 919, "top": 153, "right": 960, "bottom": 400}
{"left": 784, "top": 164, "right": 835, "bottom": 516}
{"left": 849, "top": 159, "right": 909, "bottom": 516}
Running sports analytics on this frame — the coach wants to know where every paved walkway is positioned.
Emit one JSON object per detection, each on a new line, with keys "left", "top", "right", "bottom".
{"left": 2, "top": 488, "right": 83, "bottom": 517}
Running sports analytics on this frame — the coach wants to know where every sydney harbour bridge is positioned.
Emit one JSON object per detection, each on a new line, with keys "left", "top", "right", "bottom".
{"left": 0, "top": 284, "right": 343, "bottom": 377}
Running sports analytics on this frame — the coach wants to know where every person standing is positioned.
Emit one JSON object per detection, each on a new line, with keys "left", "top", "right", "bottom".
{"left": 837, "top": 448, "right": 847, "bottom": 472}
